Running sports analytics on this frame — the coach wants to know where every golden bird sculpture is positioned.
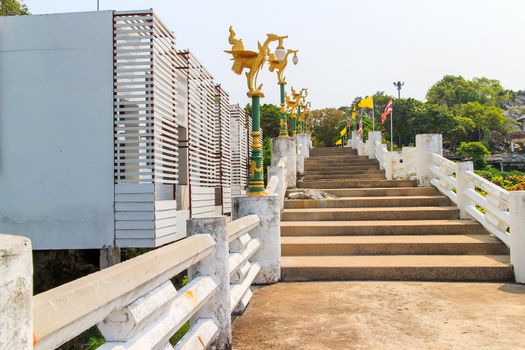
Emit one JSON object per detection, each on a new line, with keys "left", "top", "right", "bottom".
{"left": 267, "top": 47, "right": 297, "bottom": 84}
{"left": 225, "top": 26, "right": 284, "bottom": 97}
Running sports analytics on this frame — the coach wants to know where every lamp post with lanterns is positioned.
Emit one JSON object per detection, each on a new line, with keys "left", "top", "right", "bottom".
{"left": 268, "top": 42, "right": 298, "bottom": 137}
{"left": 393, "top": 81, "right": 404, "bottom": 99}
{"left": 225, "top": 26, "right": 288, "bottom": 196}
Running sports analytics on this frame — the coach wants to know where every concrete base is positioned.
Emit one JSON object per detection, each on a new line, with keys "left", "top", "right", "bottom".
{"left": 233, "top": 196, "right": 281, "bottom": 284}
{"left": 271, "top": 137, "right": 296, "bottom": 188}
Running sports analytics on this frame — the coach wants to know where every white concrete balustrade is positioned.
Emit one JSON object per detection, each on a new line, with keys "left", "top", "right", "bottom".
{"left": 350, "top": 132, "right": 525, "bottom": 283}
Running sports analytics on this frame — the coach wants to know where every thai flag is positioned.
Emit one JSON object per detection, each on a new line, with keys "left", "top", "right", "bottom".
{"left": 381, "top": 97, "right": 393, "bottom": 124}
{"left": 357, "top": 115, "right": 363, "bottom": 135}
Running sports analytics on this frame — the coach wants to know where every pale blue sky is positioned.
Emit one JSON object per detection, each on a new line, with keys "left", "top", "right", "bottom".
{"left": 24, "top": 0, "right": 525, "bottom": 108}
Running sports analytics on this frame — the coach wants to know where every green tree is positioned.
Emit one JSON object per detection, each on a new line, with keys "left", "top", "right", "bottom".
{"left": 310, "top": 108, "right": 345, "bottom": 147}
{"left": 0, "top": 0, "right": 30, "bottom": 15}
{"left": 244, "top": 103, "right": 281, "bottom": 139}
{"left": 456, "top": 141, "right": 490, "bottom": 169}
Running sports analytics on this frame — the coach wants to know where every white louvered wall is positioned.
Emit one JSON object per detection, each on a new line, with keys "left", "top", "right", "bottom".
{"left": 178, "top": 51, "right": 220, "bottom": 218}
{"left": 113, "top": 10, "right": 187, "bottom": 247}
{"left": 216, "top": 85, "right": 232, "bottom": 214}
{"left": 230, "top": 104, "right": 250, "bottom": 196}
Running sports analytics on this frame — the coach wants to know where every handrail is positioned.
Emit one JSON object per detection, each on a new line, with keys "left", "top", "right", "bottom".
{"left": 428, "top": 152, "right": 510, "bottom": 246}
{"left": 266, "top": 176, "right": 279, "bottom": 195}
{"left": 34, "top": 234, "right": 215, "bottom": 349}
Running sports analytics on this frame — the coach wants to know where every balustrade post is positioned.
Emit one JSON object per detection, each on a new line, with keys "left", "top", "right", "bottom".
{"left": 351, "top": 130, "right": 358, "bottom": 149}
{"left": 385, "top": 152, "right": 393, "bottom": 180}
{"left": 455, "top": 161, "right": 474, "bottom": 219}
{"left": 510, "top": 191, "right": 525, "bottom": 283}
{"left": 267, "top": 162, "right": 286, "bottom": 209}
{"left": 401, "top": 147, "right": 411, "bottom": 179}
{"left": 233, "top": 196, "right": 281, "bottom": 284}
{"left": 187, "top": 217, "right": 231, "bottom": 350}
{"left": 415, "top": 134, "right": 443, "bottom": 186}
{"left": 0, "top": 234, "right": 33, "bottom": 350}
{"left": 366, "top": 131, "right": 381, "bottom": 159}
{"left": 271, "top": 137, "right": 296, "bottom": 188}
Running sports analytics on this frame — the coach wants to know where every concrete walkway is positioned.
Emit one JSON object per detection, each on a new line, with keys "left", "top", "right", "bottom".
{"left": 232, "top": 282, "right": 525, "bottom": 349}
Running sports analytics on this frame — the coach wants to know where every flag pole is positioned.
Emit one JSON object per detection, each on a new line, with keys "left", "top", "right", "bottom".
{"left": 371, "top": 97, "right": 375, "bottom": 132}
{"left": 390, "top": 107, "right": 394, "bottom": 151}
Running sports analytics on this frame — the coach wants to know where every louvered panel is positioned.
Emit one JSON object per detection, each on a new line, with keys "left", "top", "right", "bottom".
{"left": 216, "top": 85, "right": 232, "bottom": 213}
{"left": 113, "top": 10, "right": 182, "bottom": 247}
{"left": 230, "top": 104, "right": 250, "bottom": 196}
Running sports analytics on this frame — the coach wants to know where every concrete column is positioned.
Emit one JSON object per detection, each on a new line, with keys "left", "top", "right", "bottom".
{"left": 351, "top": 131, "right": 358, "bottom": 149}
{"left": 401, "top": 147, "right": 413, "bottom": 179}
{"left": 366, "top": 131, "right": 381, "bottom": 159}
{"left": 296, "top": 134, "right": 309, "bottom": 158}
{"left": 0, "top": 234, "right": 33, "bottom": 350}
{"left": 455, "top": 161, "right": 474, "bottom": 219}
{"left": 271, "top": 137, "right": 296, "bottom": 188}
{"left": 415, "top": 134, "right": 443, "bottom": 186}
{"left": 510, "top": 191, "right": 525, "bottom": 283}
{"left": 187, "top": 217, "right": 231, "bottom": 349}
{"left": 357, "top": 136, "right": 365, "bottom": 156}
{"left": 267, "top": 164, "right": 286, "bottom": 209}
{"left": 233, "top": 195, "right": 280, "bottom": 284}
{"left": 99, "top": 246, "right": 121, "bottom": 269}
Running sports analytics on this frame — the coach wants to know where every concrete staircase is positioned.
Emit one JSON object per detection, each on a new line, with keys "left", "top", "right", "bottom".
{"left": 281, "top": 147, "right": 512, "bottom": 282}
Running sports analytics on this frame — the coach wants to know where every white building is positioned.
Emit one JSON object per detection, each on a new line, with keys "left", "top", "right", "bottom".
{"left": 0, "top": 10, "right": 248, "bottom": 251}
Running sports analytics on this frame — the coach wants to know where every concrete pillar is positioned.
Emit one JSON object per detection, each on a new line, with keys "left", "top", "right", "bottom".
{"left": 0, "top": 234, "right": 33, "bottom": 350}
{"left": 415, "top": 134, "right": 443, "bottom": 186}
{"left": 455, "top": 161, "right": 474, "bottom": 219}
{"left": 271, "top": 137, "right": 296, "bottom": 188}
{"left": 187, "top": 217, "right": 231, "bottom": 349}
{"left": 510, "top": 191, "right": 525, "bottom": 283}
{"left": 366, "top": 131, "right": 381, "bottom": 159}
{"left": 351, "top": 131, "right": 358, "bottom": 149}
{"left": 233, "top": 195, "right": 280, "bottom": 284}
{"left": 297, "top": 134, "right": 309, "bottom": 159}
{"left": 99, "top": 246, "right": 121, "bottom": 270}
{"left": 402, "top": 147, "right": 414, "bottom": 179}
{"left": 267, "top": 164, "right": 286, "bottom": 209}
{"left": 357, "top": 136, "right": 365, "bottom": 156}
{"left": 385, "top": 152, "right": 393, "bottom": 180}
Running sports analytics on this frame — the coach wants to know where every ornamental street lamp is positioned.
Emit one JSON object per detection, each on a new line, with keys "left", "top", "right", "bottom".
{"left": 268, "top": 42, "right": 298, "bottom": 137}
{"left": 393, "top": 81, "right": 404, "bottom": 99}
{"left": 303, "top": 101, "right": 311, "bottom": 133}
{"left": 225, "top": 26, "right": 285, "bottom": 196}
{"left": 297, "top": 88, "right": 308, "bottom": 134}
{"left": 285, "top": 91, "right": 299, "bottom": 137}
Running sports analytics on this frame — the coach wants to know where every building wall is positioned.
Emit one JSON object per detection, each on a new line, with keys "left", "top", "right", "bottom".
{"left": 0, "top": 11, "right": 115, "bottom": 249}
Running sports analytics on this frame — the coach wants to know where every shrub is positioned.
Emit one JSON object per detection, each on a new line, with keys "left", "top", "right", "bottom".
{"left": 456, "top": 141, "right": 489, "bottom": 169}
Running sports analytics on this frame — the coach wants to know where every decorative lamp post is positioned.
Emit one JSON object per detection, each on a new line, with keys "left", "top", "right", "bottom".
{"left": 393, "top": 81, "right": 404, "bottom": 99}
{"left": 286, "top": 89, "right": 300, "bottom": 137}
{"left": 268, "top": 40, "right": 298, "bottom": 137}
{"left": 225, "top": 26, "right": 285, "bottom": 196}
{"left": 303, "top": 101, "right": 311, "bottom": 133}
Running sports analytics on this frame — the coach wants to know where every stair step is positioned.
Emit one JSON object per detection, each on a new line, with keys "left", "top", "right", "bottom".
{"left": 323, "top": 187, "right": 440, "bottom": 197}
{"left": 284, "top": 196, "right": 451, "bottom": 209}
{"left": 299, "top": 180, "right": 417, "bottom": 188}
{"left": 281, "top": 235, "right": 509, "bottom": 256}
{"left": 282, "top": 207, "right": 460, "bottom": 221}
{"left": 305, "top": 169, "right": 386, "bottom": 175}
{"left": 304, "top": 165, "right": 381, "bottom": 172}
{"left": 281, "top": 255, "right": 513, "bottom": 281}
{"left": 305, "top": 173, "right": 386, "bottom": 180}
{"left": 305, "top": 160, "right": 379, "bottom": 166}
{"left": 280, "top": 219, "right": 486, "bottom": 236}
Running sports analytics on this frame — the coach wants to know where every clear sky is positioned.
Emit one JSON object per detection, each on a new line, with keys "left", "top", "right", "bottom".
{"left": 24, "top": 0, "right": 525, "bottom": 109}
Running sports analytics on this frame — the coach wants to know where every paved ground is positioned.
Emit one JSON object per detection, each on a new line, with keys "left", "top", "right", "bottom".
{"left": 232, "top": 282, "right": 525, "bottom": 349}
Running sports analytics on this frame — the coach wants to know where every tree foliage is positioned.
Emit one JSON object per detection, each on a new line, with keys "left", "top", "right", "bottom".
{"left": 0, "top": 0, "right": 30, "bottom": 15}
{"left": 309, "top": 108, "right": 345, "bottom": 147}
{"left": 456, "top": 142, "right": 490, "bottom": 169}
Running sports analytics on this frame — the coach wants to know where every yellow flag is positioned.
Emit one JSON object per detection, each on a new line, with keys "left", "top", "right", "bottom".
{"left": 358, "top": 96, "right": 374, "bottom": 109}
{"left": 351, "top": 107, "right": 357, "bottom": 119}
{"left": 335, "top": 139, "right": 342, "bottom": 145}
{"left": 340, "top": 128, "right": 347, "bottom": 137}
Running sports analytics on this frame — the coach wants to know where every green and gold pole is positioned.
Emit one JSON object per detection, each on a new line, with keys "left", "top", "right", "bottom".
{"left": 278, "top": 83, "right": 288, "bottom": 137}
{"left": 291, "top": 111, "right": 297, "bottom": 137}
{"left": 248, "top": 95, "right": 266, "bottom": 196}
{"left": 297, "top": 105, "right": 303, "bottom": 134}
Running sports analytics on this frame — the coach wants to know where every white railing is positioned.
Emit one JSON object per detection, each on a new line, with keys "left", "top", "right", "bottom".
{"left": 2, "top": 208, "right": 279, "bottom": 350}
{"left": 267, "top": 157, "right": 288, "bottom": 209}
{"left": 429, "top": 153, "right": 457, "bottom": 204}
{"left": 403, "top": 147, "right": 417, "bottom": 179}
{"left": 347, "top": 132, "right": 525, "bottom": 282}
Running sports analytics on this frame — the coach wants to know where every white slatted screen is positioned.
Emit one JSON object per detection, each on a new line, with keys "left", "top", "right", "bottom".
{"left": 113, "top": 10, "right": 182, "bottom": 247}
{"left": 216, "top": 85, "right": 232, "bottom": 213}
{"left": 230, "top": 104, "right": 250, "bottom": 196}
